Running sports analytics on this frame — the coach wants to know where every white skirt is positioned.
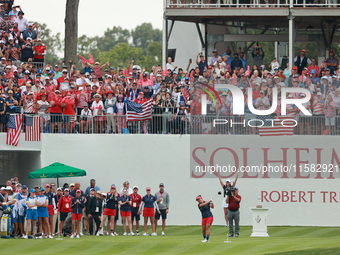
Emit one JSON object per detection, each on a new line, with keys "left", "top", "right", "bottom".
{"left": 222, "top": 197, "right": 229, "bottom": 208}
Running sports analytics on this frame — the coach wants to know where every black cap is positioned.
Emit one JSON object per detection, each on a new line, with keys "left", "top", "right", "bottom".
{"left": 11, "top": 181, "right": 16, "bottom": 184}
{"left": 159, "top": 183, "right": 164, "bottom": 187}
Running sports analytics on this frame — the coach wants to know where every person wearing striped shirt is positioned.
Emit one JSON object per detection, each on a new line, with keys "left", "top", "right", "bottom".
{"left": 313, "top": 92, "right": 325, "bottom": 135}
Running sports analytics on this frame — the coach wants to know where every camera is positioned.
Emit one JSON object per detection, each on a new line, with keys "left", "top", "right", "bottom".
{"left": 226, "top": 186, "right": 235, "bottom": 196}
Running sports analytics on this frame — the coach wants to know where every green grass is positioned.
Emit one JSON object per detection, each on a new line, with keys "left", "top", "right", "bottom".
{"left": 1, "top": 226, "right": 340, "bottom": 255}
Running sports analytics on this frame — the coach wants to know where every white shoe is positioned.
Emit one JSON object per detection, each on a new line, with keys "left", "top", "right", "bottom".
{"left": 162, "top": 232, "right": 165, "bottom": 236}
{"left": 110, "top": 233, "right": 115, "bottom": 236}
{"left": 76, "top": 235, "right": 80, "bottom": 238}
{"left": 123, "top": 232, "right": 127, "bottom": 236}
{"left": 130, "top": 232, "right": 135, "bottom": 236}
{"left": 96, "top": 232, "right": 100, "bottom": 236}
{"left": 151, "top": 232, "right": 157, "bottom": 236}
{"left": 80, "top": 232, "right": 84, "bottom": 236}
{"left": 136, "top": 232, "right": 140, "bottom": 236}
{"left": 127, "top": 232, "right": 132, "bottom": 236}
{"left": 114, "top": 232, "right": 118, "bottom": 236}
{"left": 202, "top": 239, "right": 209, "bottom": 243}
{"left": 22, "top": 235, "right": 28, "bottom": 239}
{"left": 70, "top": 234, "right": 75, "bottom": 238}
{"left": 143, "top": 232, "right": 149, "bottom": 236}
{"left": 49, "top": 235, "right": 53, "bottom": 239}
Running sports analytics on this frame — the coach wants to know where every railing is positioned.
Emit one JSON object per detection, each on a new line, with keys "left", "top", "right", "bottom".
{"left": 0, "top": 112, "right": 337, "bottom": 135}
{"left": 166, "top": 0, "right": 339, "bottom": 8}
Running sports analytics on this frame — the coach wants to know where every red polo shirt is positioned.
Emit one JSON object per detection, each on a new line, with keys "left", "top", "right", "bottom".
{"left": 228, "top": 194, "right": 241, "bottom": 211}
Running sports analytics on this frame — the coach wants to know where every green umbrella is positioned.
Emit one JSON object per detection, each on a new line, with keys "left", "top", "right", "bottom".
{"left": 28, "top": 162, "right": 87, "bottom": 187}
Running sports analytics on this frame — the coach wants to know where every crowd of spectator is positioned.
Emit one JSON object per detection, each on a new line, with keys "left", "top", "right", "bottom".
{"left": 0, "top": 3, "right": 337, "bottom": 135}
{"left": 168, "top": 0, "right": 337, "bottom": 7}
{"left": 0, "top": 177, "right": 170, "bottom": 238}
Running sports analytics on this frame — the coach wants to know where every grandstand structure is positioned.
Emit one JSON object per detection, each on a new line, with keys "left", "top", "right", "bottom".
{"left": 163, "top": 0, "right": 340, "bottom": 68}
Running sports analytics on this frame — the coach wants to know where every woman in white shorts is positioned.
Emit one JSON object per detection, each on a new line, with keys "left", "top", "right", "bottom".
{"left": 218, "top": 172, "right": 238, "bottom": 226}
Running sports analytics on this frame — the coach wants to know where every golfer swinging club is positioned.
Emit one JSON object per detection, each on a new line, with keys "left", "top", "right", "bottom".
{"left": 196, "top": 195, "right": 214, "bottom": 243}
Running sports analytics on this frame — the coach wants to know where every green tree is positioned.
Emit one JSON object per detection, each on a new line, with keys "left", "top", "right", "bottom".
{"left": 131, "top": 23, "right": 162, "bottom": 54}
{"left": 144, "top": 41, "right": 162, "bottom": 70}
{"left": 96, "top": 26, "right": 130, "bottom": 52}
{"left": 98, "top": 43, "right": 145, "bottom": 71}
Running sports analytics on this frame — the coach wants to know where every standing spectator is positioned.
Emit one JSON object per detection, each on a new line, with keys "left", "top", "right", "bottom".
{"left": 130, "top": 186, "right": 142, "bottom": 236}
{"left": 22, "top": 23, "right": 38, "bottom": 41}
{"left": 37, "top": 188, "right": 51, "bottom": 238}
{"left": 154, "top": 183, "right": 170, "bottom": 236}
{"left": 105, "top": 91, "right": 116, "bottom": 133}
{"left": 252, "top": 44, "right": 264, "bottom": 69}
{"left": 89, "top": 61, "right": 109, "bottom": 81}
{"left": 226, "top": 187, "right": 241, "bottom": 238}
{"left": 44, "top": 184, "right": 55, "bottom": 238}
{"left": 21, "top": 37, "right": 34, "bottom": 62}
{"left": 114, "top": 94, "right": 126, "bottom": 134}
{"left": 97, "top": 185, "right": 117, "bottom": 236}
{"left": 324, "top": 94, "right": 336, "bottom": 135}
{"left": 325, "top": 50, "right": 338, "bottom": 74}
{"left": 7, "top": 38, "right": 21, "bottom": 65}
{"left": 294, "top": 49, "right": 311, "bottom": 75}
{"left": 33, "top": 38, "right": 46, "bottom": 64}
{"left": 230, "top": 53, "right": 243, "bottom": 71}
{"left": 196, "top": 53, "right": 208, "bottom": 75}
{"left": 313, "top": 92, "right": 325, "bottom": 135}
{"left": 239, "top": 51, "right": 247, "bottom": 70}
{"left": 138, "top": 187, "right": 160, "bottom": 236}
{"left": 210, "top": 49, "right": 220, "bottom": 66}
{"left": 61, "top": 95, "right": 76, "bottom": 133}
{"left": 118, "top": 188, "right": 134, "bottom": 236}
{"left": 217, "top": 173, "right": 238, "bottom": 227}
{"left": 58, "top": 188, "right": 73, "bottom": 236}
{"left": 14, "top": 11, "right": 27, "bottom": 33}
{"left": 79, "top": 103, "right": 92, "bottom": 133}
{"left": 9, "top": 5, "right": 21, "bottom": 23}
{"left": 70, "top": 190, "right": 85, "bottom": 238}
{"left": 166, "top": 57, "right": 177, "bottom": 71}
{"left": 85, "top": 179, "right": 100, "bottom": 197}
{"left": 86, "top": 188, "right": 102, "bottom": 235}
{"left": 91, "top": 93, "right": 104, "bottom": 133}
{"left": 119, "top": 181, "right": 133, "bottom": 196}
{"left": 49, "top": 90, "right": 63, "bottom": 133}
{"left": 24, "top": 189, "right": 38, "bottom": 239}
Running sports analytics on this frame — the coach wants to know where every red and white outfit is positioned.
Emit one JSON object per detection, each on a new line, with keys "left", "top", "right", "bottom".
{"left": 115, "top": 102, "right": 126, "bottom": 134}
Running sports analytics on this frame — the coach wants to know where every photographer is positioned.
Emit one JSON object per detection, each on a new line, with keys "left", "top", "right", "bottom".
{"left": 218, "top": 173, "right": 238, "bottom": 227}
{"left": 226, "top": 187, "right": 241, "bottom": 238}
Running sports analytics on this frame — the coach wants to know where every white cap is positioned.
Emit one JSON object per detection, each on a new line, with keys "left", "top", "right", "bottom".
{"left": 317, "top": 92, "right": 322, "bottom": 96}
{"left": 5, "top": 186, "right": 12, "bottom": 191}
{"left": 226, "top": 179, "right": 231, "bottom": 183}
{"left": 37, "top": 38, "right": 42, "bottom": 42}
{"left": 26, "top": 37, "right": 32, "bottom": 41}
{"left": 133, "top": 186, "right": 139, "bottom": 189}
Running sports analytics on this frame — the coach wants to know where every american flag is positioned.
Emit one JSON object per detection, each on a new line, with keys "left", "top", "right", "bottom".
{"left": 126, "top": 99, "right": 153, "bottom": 121}
{"left": 258, "top": 115, "right": 295, "bottom": 136}
{"left": 25, "top": 115, "right": 41, "bottom": 141}
{"left": 7, "top": 114, "right": 23, "bottom": 146}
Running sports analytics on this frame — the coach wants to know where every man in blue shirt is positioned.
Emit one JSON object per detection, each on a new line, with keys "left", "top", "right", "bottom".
{"left": 196, "top": 53, "right": 208, "bottom": 75}
{"left": 85, "top": 179, "right": 100, "bottom": 197}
